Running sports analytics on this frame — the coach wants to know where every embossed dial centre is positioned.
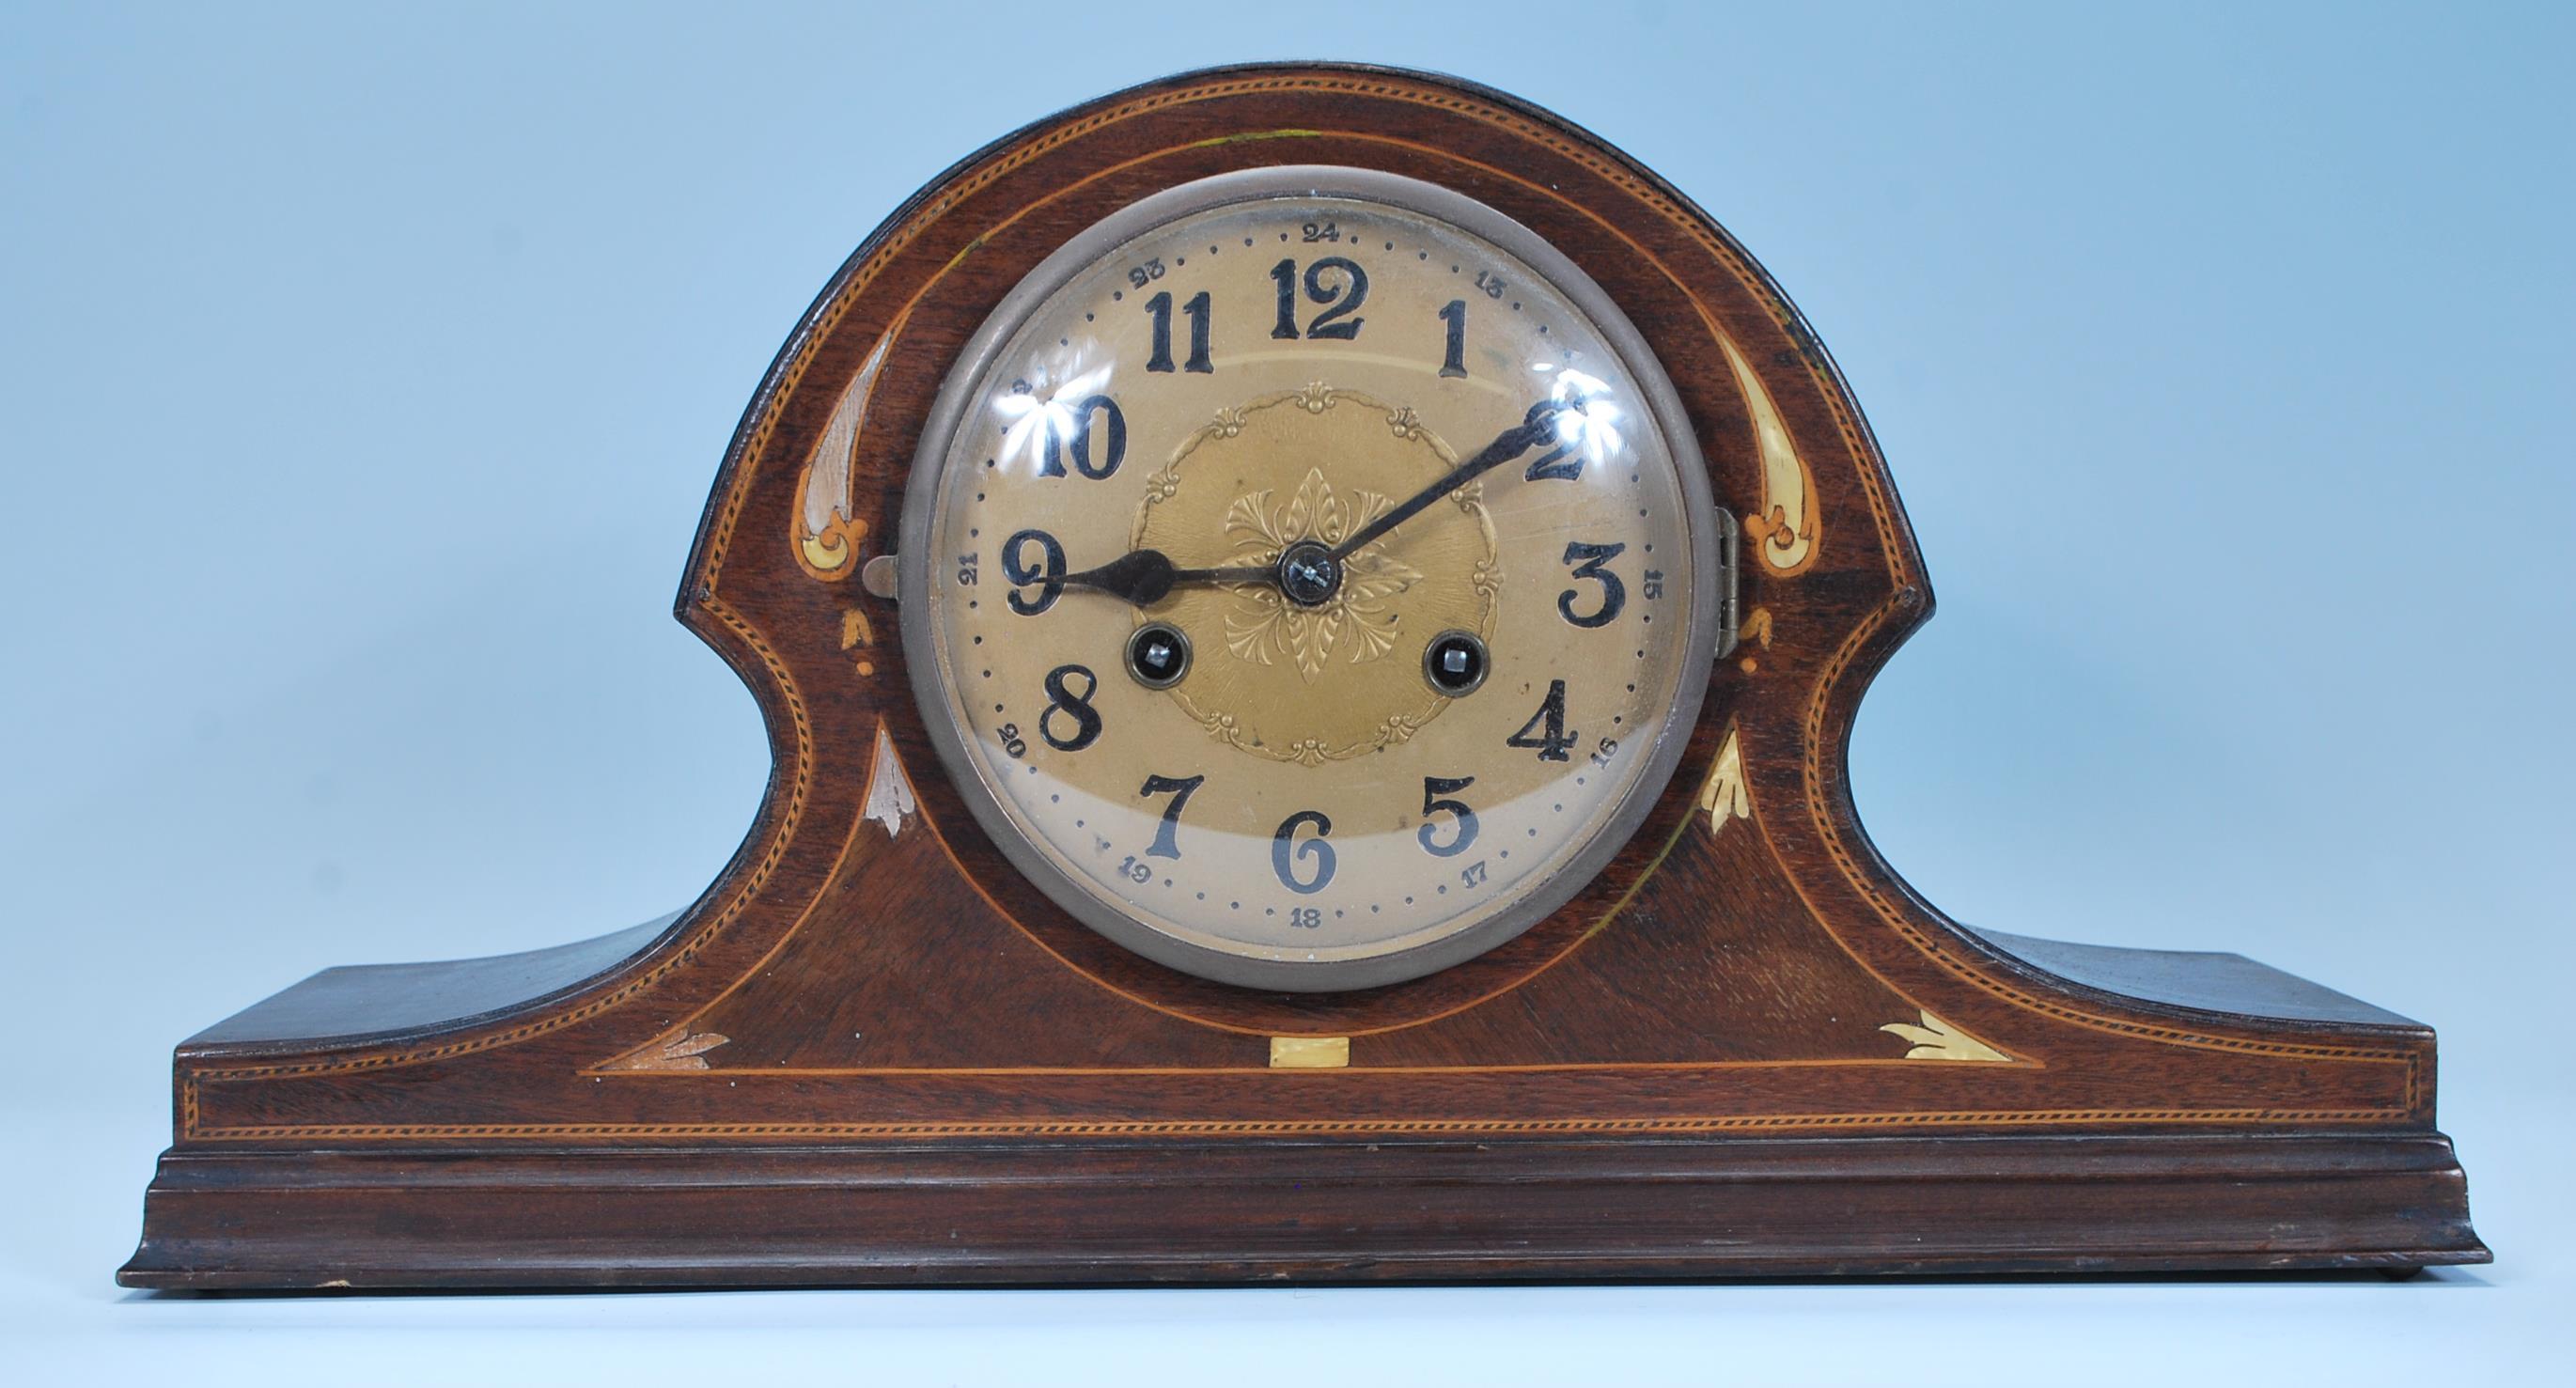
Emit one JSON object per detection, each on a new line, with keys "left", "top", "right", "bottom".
{"left": 1132, "top": 383, "right": 1497, "bottom": 766}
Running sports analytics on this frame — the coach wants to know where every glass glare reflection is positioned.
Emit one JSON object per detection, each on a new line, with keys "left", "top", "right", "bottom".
{"left": 1545, "top": 366, "right": 1623, "bottom": 466}
{"left": 991, "top": 352, "right": 1113, "bottom": 475}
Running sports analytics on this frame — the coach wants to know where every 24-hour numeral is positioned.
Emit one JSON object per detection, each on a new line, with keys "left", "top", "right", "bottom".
{"left": 1557, "top": 540, "right": 1628, "bottom": 628}
{"left": 1136, "top": 772, "right": 1205, "bottom": 860}
{"left": 1272, "top": 809, "right": 1336, "bottom": 895}
{"left": 1417, "top": 775, "right": 1480, "bottom": 857}
{"left": 1038, "top": 664, "right": 1102, "bottom": 751}
{"left": 1144, "top": 289, "right": 1212, "bottom": 374}
{"left": 1038, "top": 395, "right": 1125, "bottom": 479}
{"left": 1001, "top": 529, "right": 1065, "bottom": 615}
{"left": 1270, "top": 257, "right": 1368, "bottom": 340}
{"left": 1507, "top": 679, "right": 1576, "bottom": 762}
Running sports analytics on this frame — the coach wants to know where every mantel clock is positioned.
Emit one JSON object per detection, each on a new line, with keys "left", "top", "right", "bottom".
{"left": 122, "top": 64, "right": 2486, "bottom": 1287}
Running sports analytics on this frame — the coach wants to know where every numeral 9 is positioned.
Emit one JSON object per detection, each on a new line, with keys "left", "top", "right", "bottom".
{"left": 1001, "top": 529, "right": 1066, "bottom": 616}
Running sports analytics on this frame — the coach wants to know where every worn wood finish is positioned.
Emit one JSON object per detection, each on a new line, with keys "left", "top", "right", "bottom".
{"left": 121, "top": 62, "right": 2485, "bottom": 1288}
{"left": 128, "top": 1134, "right": 2476, "bottom": 1288}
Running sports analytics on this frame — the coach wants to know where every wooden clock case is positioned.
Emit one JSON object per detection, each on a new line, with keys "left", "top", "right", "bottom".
{"left": 121, "top": 63, "right": 2486, "bottom": 1287}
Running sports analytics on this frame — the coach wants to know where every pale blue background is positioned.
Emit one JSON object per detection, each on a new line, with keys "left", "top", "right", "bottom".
{"left": 4, "top": 2, "right": 2568, "bottom": 1382}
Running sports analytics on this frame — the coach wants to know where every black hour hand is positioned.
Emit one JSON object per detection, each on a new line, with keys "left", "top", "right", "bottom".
{"left": 1059, "top": 548, "right": 1275, "bottom": 606}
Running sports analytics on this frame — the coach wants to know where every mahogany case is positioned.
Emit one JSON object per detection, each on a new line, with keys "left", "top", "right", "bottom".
{"left": 119, "top": 63, "right": 2486, "bottom": 1287}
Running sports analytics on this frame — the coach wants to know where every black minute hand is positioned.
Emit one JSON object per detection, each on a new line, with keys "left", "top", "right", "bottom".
{"left": 1328, "top": 398, "right": 1570, "bottom": 562}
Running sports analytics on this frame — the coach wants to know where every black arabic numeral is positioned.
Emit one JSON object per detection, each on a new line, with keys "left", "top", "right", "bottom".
{"left": 1001, "top": 529, "right": 1066, "bottom": 616}
{"left": 1302, "top": 257, "right": 1367, "bottom": 339}
{"left": 1065, "top": 395, "right": 1124, "bottom": 479}
{"left": 1144, "top": 290, "right": 1175, "bottom": 373}
{"left": 1179, "top": 289, "right": 1210, "bottom": 372}
{"left": 1270, "top": 257, "right": 1300, "bottom": 339}
{"left": 1557, "top": 540, "right": 1628, "bottom": 628}
{"left": 1038, "top": 395, "right": 1125, "bottom": 479}
{"left": 1437, "top": 299, "right": 1467, "bottom": 379}
{"left": 1038, "top": 664, "right": 1102, "bottom": 752}
{"left": 1142, "top": 290, "right": 1210, "bottom": 374}
{"left": 1270, "top": 256, "right": 1368, "bottom": 340}
{"left": 1523, "top": 441, "right": 1583, "bottom": 482}
{"left": 1136, "top": 772, "right": 1205, "bottom": 860}
{"left": 1272, "top": 810, "right": 1336, "bottom": 895}
{"left": 1507, "top": 680, "right": 1577, "bottom": 762}
{"left": 1417, "top": 775, "right": 1479, "bottom": 858}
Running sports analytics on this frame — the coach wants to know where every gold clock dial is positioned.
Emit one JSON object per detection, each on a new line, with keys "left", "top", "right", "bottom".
{"left": 899, "top": 167, "right": 1721, "bottom": 990}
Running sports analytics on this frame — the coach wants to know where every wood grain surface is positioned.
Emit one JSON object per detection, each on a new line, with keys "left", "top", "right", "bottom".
{"left": 119, "top": 62, "right": 2486, "bottom": 1288}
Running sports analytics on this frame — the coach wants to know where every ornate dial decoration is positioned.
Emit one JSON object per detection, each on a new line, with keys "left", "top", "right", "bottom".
{"left": 898, "top": 167, "right": 1724, "bottom": 990}
{"left": 1141, "top": 383, "right": 1500, "bottom": 763}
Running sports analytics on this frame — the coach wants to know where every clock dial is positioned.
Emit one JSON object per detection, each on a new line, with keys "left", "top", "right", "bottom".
{"left": 898, "top": 167, "right": 1721, "bottom": 990}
